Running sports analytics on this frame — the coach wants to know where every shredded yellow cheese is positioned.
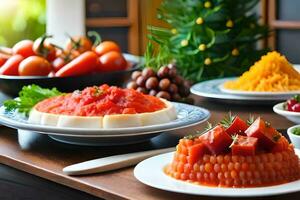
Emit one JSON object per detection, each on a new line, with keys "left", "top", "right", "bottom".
{"left": 223, "top": 51, "right": 300, "bottom": 92}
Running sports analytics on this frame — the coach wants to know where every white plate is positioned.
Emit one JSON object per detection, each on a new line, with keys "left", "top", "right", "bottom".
{"left": 134, "top": 150, "right": 300, "bottom": 197}
{"left": 191, "top": 78, "right": 296, "bottom": 104}
{"left": 0, "top": 103, "right": 210, "bottom": 145}
{"left": 219, "top": 82, "right": 300, "bottom": 97}
{"left": 273, "top": 102, "right": 300, "bottom": 124}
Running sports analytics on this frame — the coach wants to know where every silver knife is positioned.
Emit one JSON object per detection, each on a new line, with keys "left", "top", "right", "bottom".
{"left": 63, "top": 147, "right": 175, "bottom": 175}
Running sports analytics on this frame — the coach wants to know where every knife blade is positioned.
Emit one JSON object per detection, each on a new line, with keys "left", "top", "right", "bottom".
{"left": 63, "top": 147, "right": 175, "bottom": 175}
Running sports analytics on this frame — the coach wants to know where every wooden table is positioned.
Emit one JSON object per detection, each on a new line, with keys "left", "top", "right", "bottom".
{"left": 0, "top": 96, "right": 299, "bottom": 200}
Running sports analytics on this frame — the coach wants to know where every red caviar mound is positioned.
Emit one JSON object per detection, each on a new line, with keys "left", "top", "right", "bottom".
{"left": 35, "top": 84, "right": 166, "bottom": 116}
{"left": 165, "top": 116, "right": 300, "bottom": 187}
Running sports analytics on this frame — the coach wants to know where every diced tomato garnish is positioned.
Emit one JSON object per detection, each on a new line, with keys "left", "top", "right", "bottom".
{"left": 245, "top": 117, "right": 281, "bottom": 150}
{"left": 188, "top": 143, "right": 207, "bottom": 164}
{"left": 231, "top": 135, "right": 258, "bottom": 156}
{"left": 199, "top": 125, "right": 232, "bottom": 154}
{"left": 225, "top": 116, "right": 248, "bottom": 136}
{"left": 271, "top": 136, "right": 290, "bottom": 153}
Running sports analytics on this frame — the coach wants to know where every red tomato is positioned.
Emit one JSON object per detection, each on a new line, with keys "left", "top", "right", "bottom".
{"left": 0, "top": 54, "right": 24, "bottom": 75}
{"left": 94, "top": 41, "right": 121, "bottom": 57}
{"left": 245, "top": 117, "right": 281, "bottom": 150}
{"left": 52, "top": 57, "right": 66, "bottom": 72}
{"left": 0, "top": 47, "right": 13, "bottom": 55}
{"left": 33, "top": 36, "right": 56, "bottom": 61}
{"left": 199, "top": 125, "right": 232, "bottom": 154}
{"left": 98, "top": 51, "right": 127, "bottom": 72}
{"left": 231, "top": 135, "right": 258, "bottom": 156}
{"left": 12, "top": 40, "right": 35, "bottom": 58}
{"left": 0, "top": 53, "right": 11, "bottom": 67}
{"left": 55, "top": 51, "right": 98, "bottom": 77}
{"left": 65, "top": 36, "right": 93, "bottom": 53}
{"left": 225, "top": 116, "right": 248, "bottom": 136}
{"left": 286, "top": 99, "right": 297, "bottom": 111}
{"left": 19, "top": 56, "right": 52, "bottom": 76}
{"left": 188, "top": 143, "right": 207, "bottom": 164}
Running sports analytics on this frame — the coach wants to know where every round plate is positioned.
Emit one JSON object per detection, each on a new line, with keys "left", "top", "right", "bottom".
{"left": 134, "top": 150, "right": 300, "bottom": 197}
{"left": 191, "top": 78, "right": 294, "bottom": 104}
{"left": 219, "top": 81, "right": 300, "bottom": 97}
{"left": 273, "top": 102, "right": 300, "bottom": 124}
{"left": 0, "top": 102, "right": 210, "bottom": 137}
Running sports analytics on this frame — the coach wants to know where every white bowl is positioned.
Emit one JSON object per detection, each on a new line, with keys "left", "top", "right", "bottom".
{"left": 287, "top": 125, "right": 300, "bottom": 149}
{"left": 273, "top": 102, "right": 300, "bottom": 124}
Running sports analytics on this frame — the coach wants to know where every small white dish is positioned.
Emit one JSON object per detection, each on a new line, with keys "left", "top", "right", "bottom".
{"left": 134, "top": 150, "right": 300, "bottom": 197}
{"left": 273, "top": 102, "right": 300, "bottom": 124}
{"left": 287, "top": 125, "right": 300, "bottom": 149}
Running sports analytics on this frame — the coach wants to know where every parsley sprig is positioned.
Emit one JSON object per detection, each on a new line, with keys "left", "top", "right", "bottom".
{"left": 4, "top": 85, "right": 62, "bottom": 116}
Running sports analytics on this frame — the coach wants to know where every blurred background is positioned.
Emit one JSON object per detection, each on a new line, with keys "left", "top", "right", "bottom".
{"left": 0, "top": 0, "right": 300, "bottom": 63}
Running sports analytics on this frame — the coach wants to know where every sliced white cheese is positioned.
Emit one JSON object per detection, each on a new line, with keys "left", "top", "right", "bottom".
{"left": 28, "top": 109, "right": 43, "bottom": 124}
{"left": 28, "top": 98, "right": 177, "bottom": 129}
{"left": 57, "top": 115, "right": 103, "bottom": 128}
{"left": 103, "top": 114, "right": 142, "bottom": 128}
{"left": 40, "top": 112, "right": 59, "bottom": 126}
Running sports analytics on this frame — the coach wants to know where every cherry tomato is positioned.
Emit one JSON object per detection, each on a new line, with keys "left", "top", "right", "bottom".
{"left": 55, "top": 51, "right": 98, "bottom": 77}
{"left": 0, "top": 54, "right": 24, "bottom": 75}
{"left": 12, "top": 40, "right": 35, "bottom": 58}
{"left": 19, "top": 56, "right": 52, "bottom": 76}
{"left": 48, "top": 71, "right": 56, "bottom": 77}
{"left": 98, "top": 51, "right": 127, "bottom": 72}
{"left": 0, "top": 47, "right": 13, "bottom": 55}
{"left": 52, "top": 57, "right": 66, "bottom": 72}
{"left": 33, "top": 36, "right": 56, "bottom": 61}
{"left": 292, "top": 103, "right": 300, "bottom": 112}
{"left": 65, "top": 36, "right": 93, "bottom": 53}
{"left": 94, "top": 41, "right": 121, "bottom": 57}
{"left": 0, "top": 53, "right": 11, "bottom": 67}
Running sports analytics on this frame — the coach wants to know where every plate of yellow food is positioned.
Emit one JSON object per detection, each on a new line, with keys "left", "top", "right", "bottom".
{"left": 191, "top": 52, "right": 300, "bottom": 103}
{"left": 220, "top": 51, "right": 300, "bottom": 96}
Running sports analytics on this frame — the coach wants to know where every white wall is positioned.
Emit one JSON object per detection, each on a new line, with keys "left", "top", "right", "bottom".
{"left": 46, "top": 0, "right": 85, "bottom": 47}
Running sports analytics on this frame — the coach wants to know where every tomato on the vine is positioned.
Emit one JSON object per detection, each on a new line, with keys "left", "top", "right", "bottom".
{"left": 65, "top": 36, "right": 93, "bottom": 54}
{"left": 12, "top": 40, "right": 35, "bottom": 58}
{"left": 33, "top": 35, "right": 56, "bottom": 61}
{"left": 94, "top": 41, "right": 121, "bottom": 57}
{"left": 19, "top": 56, "right": 52, "bottom": 76}
{"left": 98, "top": 51, "right": 127, "bottom": 72}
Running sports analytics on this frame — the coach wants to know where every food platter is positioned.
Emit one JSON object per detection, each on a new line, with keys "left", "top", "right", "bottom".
{"left": 0, "top": 102, "right": 210, "bottom": 145}
{"left": 191, "top": 65, "right": 300, "bottom": 104}
{"left": 134, "top": 150, "right": 300, "bottom": 197}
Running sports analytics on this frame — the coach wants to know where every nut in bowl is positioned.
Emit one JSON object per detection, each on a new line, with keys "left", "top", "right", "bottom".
{"left": 273, "top": 95, "right": 300, "bottom": 124}
{"left": 287, "top": 125, "right": 300, "bottom": 149}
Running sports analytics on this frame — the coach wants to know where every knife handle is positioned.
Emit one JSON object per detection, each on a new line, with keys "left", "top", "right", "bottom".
{"left": 63, "top": 147, "right": 175, "bottom": 175}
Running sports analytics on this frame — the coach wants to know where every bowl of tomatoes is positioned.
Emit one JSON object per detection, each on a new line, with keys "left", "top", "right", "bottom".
{"left": 273, "top": 95, "right": 300, "bottom": 124}
{"left": 0, "top": 34, "right": 141, "bottom": 97}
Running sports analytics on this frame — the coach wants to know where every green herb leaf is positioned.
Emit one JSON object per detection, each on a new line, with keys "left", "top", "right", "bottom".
{"left": 293, "top": 127, "right": 300, "bottom": 136}
{"left": 220, "top": 112, "right": 235, "bottom": 128}
{"left": 4, "top": 84, "right": 62, "bottom": 116}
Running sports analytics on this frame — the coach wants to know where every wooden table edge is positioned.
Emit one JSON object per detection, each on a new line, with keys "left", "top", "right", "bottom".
{"left": 0, "top": 154, "right": 129, "bottom": 200}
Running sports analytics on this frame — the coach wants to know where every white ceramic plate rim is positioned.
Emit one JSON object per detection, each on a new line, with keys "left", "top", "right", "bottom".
{"left": 191, "top": 78, "right": 291, "bottom": 101}
{"left": 219, "top": 82, "right": 300, "bottom": 96}
{"left": 0, "top": 102, "right": 210, "bottom": 137}
{"left": 134, "top": 149, "right": 300, "bottom": 197}
{"left": 273, "top": 102, "right": 300, "bottom": 116}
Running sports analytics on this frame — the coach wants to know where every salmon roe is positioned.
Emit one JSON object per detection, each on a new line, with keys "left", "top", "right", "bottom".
{"left": 165, "top": 139, "right": 300, "bottom": 187}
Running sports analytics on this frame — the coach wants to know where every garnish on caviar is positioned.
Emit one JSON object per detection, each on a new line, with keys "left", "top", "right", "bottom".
{"left": 284, "top": 95, "right": 300, "bottom": 112}
{"left": 165, "top": 115, "right": 300, "bottom": 188}
{"left": 4, "top": 85, "right": 62, "bottom": 116}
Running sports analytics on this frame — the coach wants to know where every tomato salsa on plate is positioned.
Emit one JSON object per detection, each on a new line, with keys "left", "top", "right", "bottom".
{"left": 35, "top": 84, "right": 166, "bottom": 116}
